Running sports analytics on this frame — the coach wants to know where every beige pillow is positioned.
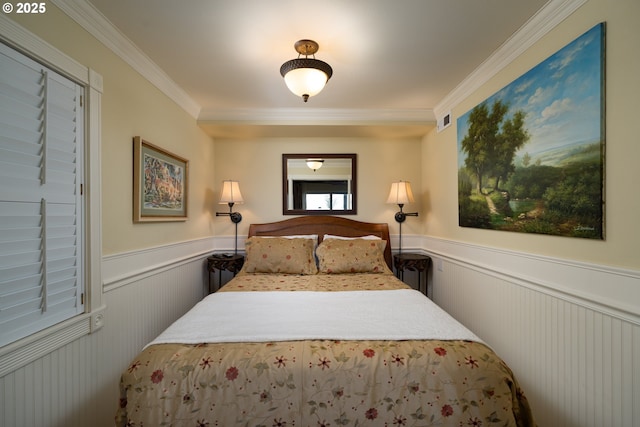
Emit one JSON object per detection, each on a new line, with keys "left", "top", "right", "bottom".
{"left": 316, "top": 238, "right": 388, "bottom": 274}
{"left": 243, "top": 236, "right": 317, "bottom": 274}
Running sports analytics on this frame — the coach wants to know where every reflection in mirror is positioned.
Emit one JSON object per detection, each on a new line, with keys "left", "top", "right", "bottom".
{"left": 283, "top": 154, "right": 357, "bottom": 215}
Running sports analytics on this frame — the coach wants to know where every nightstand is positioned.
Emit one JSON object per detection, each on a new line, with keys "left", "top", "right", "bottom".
{"left": 393, "top": 253, "right": 432, "bottom": 297}
{"left": 207, "top": 253, "right": 244, "bottom": 293}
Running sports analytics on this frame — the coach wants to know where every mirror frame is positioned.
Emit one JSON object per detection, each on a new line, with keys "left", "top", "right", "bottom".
{"left": 282, "top": 153, "right": 357, "bottom": 215}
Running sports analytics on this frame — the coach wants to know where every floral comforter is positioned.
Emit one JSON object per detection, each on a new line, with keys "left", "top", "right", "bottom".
{"left": 218, "top": 270, "right": 411, "bottom": 292}
{"left": 116, "top": 273, "right": 535, "bottom": 426}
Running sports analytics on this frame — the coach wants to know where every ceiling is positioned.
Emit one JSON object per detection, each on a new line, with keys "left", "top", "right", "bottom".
{"left": 84, "top": 0, "right": 550, "bottom": 138}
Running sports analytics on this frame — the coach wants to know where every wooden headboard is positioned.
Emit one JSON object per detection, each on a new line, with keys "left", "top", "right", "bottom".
{"left": 248, "top": 216, "right": 393, "bottom": 270}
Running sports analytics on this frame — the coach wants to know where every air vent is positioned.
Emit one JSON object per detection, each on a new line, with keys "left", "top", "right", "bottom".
{"left": 436, "top": 112, "right": 452, "bottom": 133}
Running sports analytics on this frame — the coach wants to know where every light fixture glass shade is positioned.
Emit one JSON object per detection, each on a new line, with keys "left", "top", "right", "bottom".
{"left": 387, "top": 181, "right": 415, "bottom": 205}
{"left": 306, "top": 159, "right": 324, "bottom": 171}
{"left": 283, "top": 66, "right": 329, "bottom": 99}
{"left": 219, "top": 180, "right": 244, "bottom": 204}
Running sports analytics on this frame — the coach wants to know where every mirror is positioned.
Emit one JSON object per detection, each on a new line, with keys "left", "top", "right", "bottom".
{"left": 283, "top": 153, "right": 357, "bottom": 215}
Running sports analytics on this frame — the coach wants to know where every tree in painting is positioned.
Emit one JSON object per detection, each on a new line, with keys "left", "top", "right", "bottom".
{"left": 457, "top": 23, "right": 604, "bottom": 239}
{"left": 460, "top": 100, "right": 529, "bottom": 195}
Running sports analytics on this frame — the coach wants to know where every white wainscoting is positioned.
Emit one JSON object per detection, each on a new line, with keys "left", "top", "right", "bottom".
{"left": 419, "top": 236, "right": 640, "bottom": 427}
{"left": 0, "top": 238, "right": 211, "bottom": 427}
{"left": 1, "top": 235, "right": 638, "bottom": 426}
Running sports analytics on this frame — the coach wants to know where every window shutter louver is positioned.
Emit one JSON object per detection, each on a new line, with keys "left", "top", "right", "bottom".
{"left": 0, "top": 43, "right": 84, "bottom": 347}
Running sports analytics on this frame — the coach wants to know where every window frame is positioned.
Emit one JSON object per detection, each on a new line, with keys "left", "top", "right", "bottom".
{"left": 0, "top": 15, "right": 103, "bottom": 376}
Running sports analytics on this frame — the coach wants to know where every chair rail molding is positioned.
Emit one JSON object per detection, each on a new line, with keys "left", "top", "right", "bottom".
{"left": 102, "top": 237, "right": 215, "bottom": 292}
{"left": 418, "top": 235, "right": 640, "bottom": 326}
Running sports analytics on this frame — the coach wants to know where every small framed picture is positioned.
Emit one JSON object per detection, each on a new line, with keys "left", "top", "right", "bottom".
{"left": 133, "top": 136, "right": 188, "bottom": 222}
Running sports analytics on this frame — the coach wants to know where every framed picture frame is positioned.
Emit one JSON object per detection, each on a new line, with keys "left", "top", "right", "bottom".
{"left": 456, "top": 23, "right": 605, "bottom": 239}
{"left": 133, "top": 136, "right": 188, "bottom": 222}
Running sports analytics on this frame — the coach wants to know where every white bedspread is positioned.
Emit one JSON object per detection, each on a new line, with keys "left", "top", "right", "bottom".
{"left": 146, "top": 289, "right": 480, "bottom": 348}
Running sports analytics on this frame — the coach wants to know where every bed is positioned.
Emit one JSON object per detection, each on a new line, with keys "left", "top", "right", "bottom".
{"left": 116, "top": 216, "right": 535, "bottom": 426}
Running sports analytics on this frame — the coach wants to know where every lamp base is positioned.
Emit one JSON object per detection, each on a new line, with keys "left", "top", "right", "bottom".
{"left": 395, "top": 212, "right": 407, "bottom": 223}
{"left": 216, "top": 202, "right": 242, "bottom": 224}
{"left": 229, "top": 212, "right": 242, "bottom": 223}
{"left": 394, "top": 204, "right": 418, "bottom": 223}
{"left": 216, "top": 211, "right": 242, "bottom": 223}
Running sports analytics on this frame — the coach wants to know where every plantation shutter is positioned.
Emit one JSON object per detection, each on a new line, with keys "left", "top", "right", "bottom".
{"left": 0, "top": 42, "right": 84, "bottom": 347}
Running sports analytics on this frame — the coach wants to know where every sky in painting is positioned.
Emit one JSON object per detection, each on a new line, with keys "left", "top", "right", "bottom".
{"left": 457, "top": 23, "right": 604, "bottom": 167}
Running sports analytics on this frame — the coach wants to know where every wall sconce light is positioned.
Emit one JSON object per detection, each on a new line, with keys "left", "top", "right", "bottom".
{"left": 280, "top": 39, "right": 333, "bottom": 102}
{"left": 386, "top": 181, "right": 418, "bottom": 253}
{"left": 306, "top": 159, "right": 324, "bottom": 171}
{"left": 216, "top": 180, "right": 244, "bottom": 253}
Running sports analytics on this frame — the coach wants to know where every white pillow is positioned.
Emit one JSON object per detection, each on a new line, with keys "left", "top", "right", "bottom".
{"left": 323, "top": 234, "right": 381, "bottom": 240}
{"left": 283, "top": 234, "right": 318, "bottom": 240}
{"left": 262, "top": 234, "right": 318, "bottom": 245}
{"left": 262, "top": 234, "right": 317, "bottom": 239}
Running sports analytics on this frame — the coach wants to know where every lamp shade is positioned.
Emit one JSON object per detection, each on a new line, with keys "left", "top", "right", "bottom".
{"left": 387, "top": 181, "right": 415, "bottom": 205}
{"left": 219, "top": 180, "right": 244, "bottom": 204}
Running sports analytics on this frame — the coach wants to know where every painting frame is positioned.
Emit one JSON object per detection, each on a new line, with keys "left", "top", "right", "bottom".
{"left": 133, "top": 136, "right": 189, "bottom": 222}
{"left": 456, "top": 23, "right": 605, "bottom": 240}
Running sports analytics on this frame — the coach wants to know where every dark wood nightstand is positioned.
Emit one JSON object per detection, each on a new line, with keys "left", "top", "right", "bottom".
{"left": 393, "top": 253, "right": 432, "bottom": 297}
{"left": 207, "top": 253, "right": 244, "bottom": 293}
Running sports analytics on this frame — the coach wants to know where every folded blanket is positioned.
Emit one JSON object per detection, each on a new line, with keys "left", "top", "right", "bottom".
{"left": 146, "top": 289, "right": 480, "bottom": 348}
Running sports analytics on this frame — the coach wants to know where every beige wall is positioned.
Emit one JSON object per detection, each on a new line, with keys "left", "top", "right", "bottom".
{"left": 9, "top": 5, "right": 216, "bottom": 256}
{"left": 423, "top": 0, "right": 640, "bottom": 271}
{"left": 10, "top": 5, "right": 422, "bottom": 256}
{"left": 11, "top": 0, "right": 639, "bottom": 271}
{"left": 212, "top": 137, "right": 423, "bottom": 239}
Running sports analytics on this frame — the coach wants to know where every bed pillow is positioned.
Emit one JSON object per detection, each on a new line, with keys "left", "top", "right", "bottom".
{"left": 243, "top": 236, "right": 318, "bottom": 274}
{"left": 322, "top": 234, "right": 381, "bottom": 241}
{"left": 261, "top": 234, "right": 319, "bottom": 248}
{"left": 316, "top": 238, "right": 388, "bottom": 274}
{"left": 262, "top": 234, "right": 318, "bottom": 240}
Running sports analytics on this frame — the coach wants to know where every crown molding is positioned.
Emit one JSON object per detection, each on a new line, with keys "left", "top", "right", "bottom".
{"left": 198, "top": 108, "right": 435, "bottom": 125}
{"left": 52, "top": 0, "right": 587, "bottom": 127}
{"left": 197, "top": 108, "right": 435, "bottom": 138}
{"left": 52, "top": 0, "right": 431, "bottom": 126}
{"left": 51, "top": 0, "right": 201, "bottom": 119}
{"left": 433, "top": 0, "right": 588, "bottom": 122}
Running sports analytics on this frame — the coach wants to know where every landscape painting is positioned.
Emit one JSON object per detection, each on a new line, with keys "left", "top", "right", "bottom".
{"left": 133, "top": 136, "right": 189, "bottom": 222}
{"left": 457, "top": 23, "right": 605, "bottom": 239}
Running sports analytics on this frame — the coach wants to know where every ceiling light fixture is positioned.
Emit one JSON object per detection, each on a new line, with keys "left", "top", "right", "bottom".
{"left": 306, "top": 159, "right": 324, "bottom": 171}
{"left": 280, "top": 39, "right": 333, "bottom": 102}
